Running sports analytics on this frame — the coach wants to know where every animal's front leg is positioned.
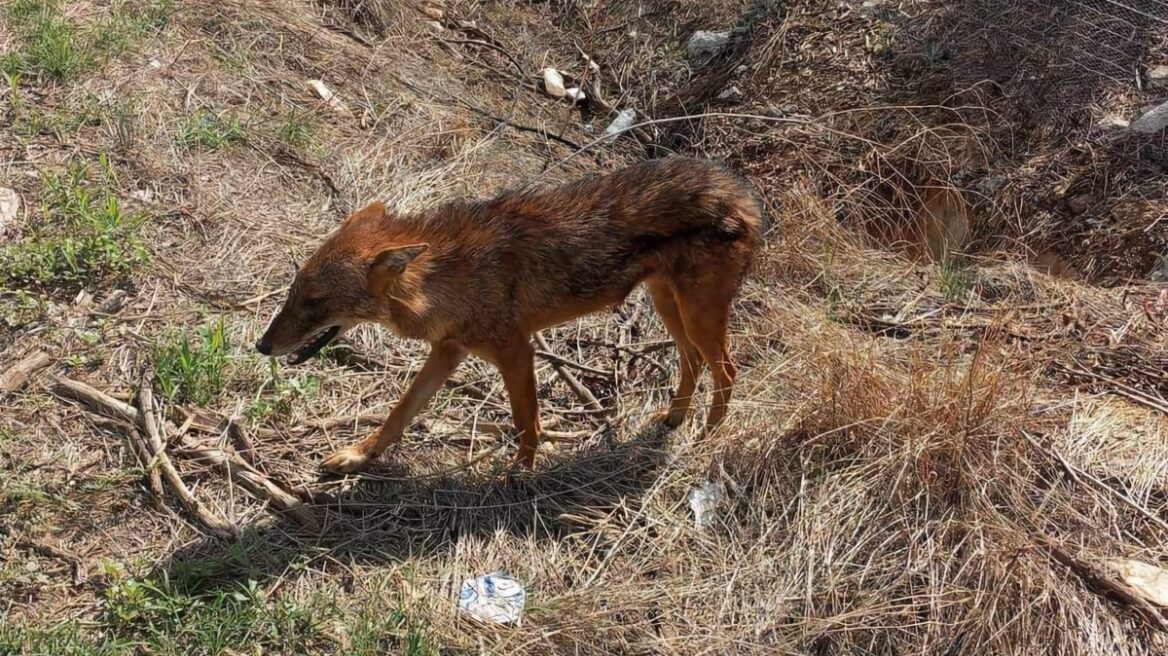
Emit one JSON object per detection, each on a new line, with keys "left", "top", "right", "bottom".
{"left": 321, "top": 338, "right": 466, "bottom": 473}
{"left": 490, "top": 338, "right": 542, "bottom": 469}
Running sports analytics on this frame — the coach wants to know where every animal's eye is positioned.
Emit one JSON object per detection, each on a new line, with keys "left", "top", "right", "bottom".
{"left": 304, "top": 297, "right": 324, "bottom": 310}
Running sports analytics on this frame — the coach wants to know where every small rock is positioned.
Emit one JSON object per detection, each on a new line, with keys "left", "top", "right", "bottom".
{"left": 1131, "top": 99, "right": 1168, "bottom": 133}
{"left": 1147, "top": 65, "right": 1168, "bottom": 89}
{"left": 976, "top": 174, "right": 1006, "bottom": 196}
{"left": 1065, "top": 193, "right": 1093, "bottom": 215}
{"left": 426, "top": 20, "right": 444, "bottom": 31}
{"left": 602, "top": 108, "right": 637, "bottom": 141}
{"left": 687, "top": 30, "right": 730, "bottom": 60}
{"left": 147, "top": 58, "right": 162, "bottom": 69}
{"left": 564, "top": 87, "right": 586, "bottom": 104}
{"left": 130, "top": 189, "right": 154, "bottom": 203}
{"left": 541, "top": 68, "right": 566, "bottom": 98}
{"left": 859, "top": 0, "right": 883, "bottom": 17}
{"left": 717, "top": 85, "right": 744, "bottom": 102}
{"left": 0, "top": 187, "right": 19, "bottom": 242}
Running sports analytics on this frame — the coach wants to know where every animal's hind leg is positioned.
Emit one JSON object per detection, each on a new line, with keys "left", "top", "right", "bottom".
{"left": 647, "top": 278, "right": 704, "bottom": 427}
{"left": 674, "top": 272, "right": 741, "bottom": 432}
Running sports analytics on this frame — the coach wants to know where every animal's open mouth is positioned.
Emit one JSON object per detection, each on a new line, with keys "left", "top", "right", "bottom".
{"left": 287, "top": 326, "right": 341, "bottom": 365}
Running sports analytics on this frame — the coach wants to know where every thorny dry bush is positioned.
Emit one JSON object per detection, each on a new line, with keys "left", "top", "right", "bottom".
{"left": 1, "top": 0, "right": 1167, "bottom": 654}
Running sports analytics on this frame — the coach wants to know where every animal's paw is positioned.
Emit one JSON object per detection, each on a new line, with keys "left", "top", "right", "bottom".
{"left": 321, "top": 446, "right": 372, "bottom": 474}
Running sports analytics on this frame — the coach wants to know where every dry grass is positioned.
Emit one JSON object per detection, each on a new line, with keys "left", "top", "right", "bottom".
{"left": 2, "top": 0, "right": 1167, "bottom": 654}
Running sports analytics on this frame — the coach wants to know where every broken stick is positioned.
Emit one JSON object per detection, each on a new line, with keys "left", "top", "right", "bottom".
{"left": 533, "top": 333, "right": 603, "bottom": 411}
{"left": 173, "top": 442, "right": 320, "bottom": 532}
{"left": 138, "top": 381, "right": 237, "bottom": 539}
{"left": 0, "top": 350, "right": 52, "bottom": 395}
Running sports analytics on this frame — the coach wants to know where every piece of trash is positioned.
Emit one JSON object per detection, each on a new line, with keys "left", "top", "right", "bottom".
{"left": 688, "top": 480, "right": 725, "bottom": 530}
{"left": 564, "top": 87, "right": 586, "bottom": 103}
{"left": 307, "top": 79, "right": 350, "bottom": 116}
{"left": 459, "top": 572, "right": 526, "bottom": 624}
{"left": 1105, "top": 559, "right": 1168, "bottom": 606}
{"left": 602, "top": 108, "right": 636, "bottom": 141}
{"left": 0, "top": 187, "right": 19, "bottom": 243}
{"left": 541, "top": 68, "right": 566, "bottom": 98}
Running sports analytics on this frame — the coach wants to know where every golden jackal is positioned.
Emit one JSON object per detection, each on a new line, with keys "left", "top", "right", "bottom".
{"left": 256, "top": 157, "right": 764, "bottom": 472}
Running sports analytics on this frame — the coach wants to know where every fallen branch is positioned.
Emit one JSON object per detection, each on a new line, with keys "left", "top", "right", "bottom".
{"left": 53, "top": 376, "right": 318, "bottom": 534}
{"left": 534, "top": 333, "right": 603, "bottom": 411}
{"left": 173, "top": 442, "right": 320, "bottom": 532}
{"left": 138, "top": 381, "right": 237, "bottom": 539}
{"left": 1039, "top": 535, "right": 1168, "bottom": 633}
{"left": 535, "top": 350, "right": 614, "bottom": 378}
{"left": 53, "top": 377, "right": 139, "bottom": 424}
{"left": 0, "top": 350, "right": 52, "bottom": 394}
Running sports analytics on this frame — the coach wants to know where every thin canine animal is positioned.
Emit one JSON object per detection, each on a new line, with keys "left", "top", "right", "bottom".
{"left": 255, "top": 156, "right": 765, "bottom": 474}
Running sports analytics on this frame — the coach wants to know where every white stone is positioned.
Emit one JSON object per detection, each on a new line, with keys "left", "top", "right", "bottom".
{"left": 541, "top": 68, "right": 566, "bottom": 98}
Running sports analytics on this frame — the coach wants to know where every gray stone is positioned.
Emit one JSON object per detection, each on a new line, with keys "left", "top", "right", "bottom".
{"left": 717, "top": 85, "right": 744, "bottom": 102}
{"left": 687, "top": 30, "right": 730, "bottom": 60}
{"left": 1131, "top": 100, "right": 1168, "bottom": 133}
{"left": 1147, "top": 65, "right": 1168, "bottom": 89}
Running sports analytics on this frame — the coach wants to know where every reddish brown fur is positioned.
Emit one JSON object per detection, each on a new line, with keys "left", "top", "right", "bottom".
{"left": 258, "top": 157, "right": 764, "bottom": 472}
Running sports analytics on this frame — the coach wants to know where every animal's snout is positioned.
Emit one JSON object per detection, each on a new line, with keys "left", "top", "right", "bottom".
{"left": 255, "top": 338, "right": 273, "bottom": 356}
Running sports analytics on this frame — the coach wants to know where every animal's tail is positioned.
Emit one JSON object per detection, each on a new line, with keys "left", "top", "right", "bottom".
{"left": 717, "top": 180, "right": 768, "bottom": 246}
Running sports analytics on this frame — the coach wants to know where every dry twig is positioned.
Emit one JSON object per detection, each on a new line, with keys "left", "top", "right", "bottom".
{"left": 534, "top": 333, "right": 603, "bottom": 410}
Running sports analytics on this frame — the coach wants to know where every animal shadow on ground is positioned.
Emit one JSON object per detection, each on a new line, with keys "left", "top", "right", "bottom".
{"left": 154, "top": 419, "right": 679, "bottom": 595}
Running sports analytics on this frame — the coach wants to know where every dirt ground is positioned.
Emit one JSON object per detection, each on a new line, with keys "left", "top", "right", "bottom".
{"left": 2, "top": 0, "right": 1167, "bottom": 654}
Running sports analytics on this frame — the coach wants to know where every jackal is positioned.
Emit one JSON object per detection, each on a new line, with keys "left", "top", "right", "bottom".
{"left": 256, "top": 157, "right": 764, "bottom": 472}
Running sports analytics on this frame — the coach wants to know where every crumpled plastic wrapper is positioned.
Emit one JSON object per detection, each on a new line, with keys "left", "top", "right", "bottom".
{"left": 689, "top": 480, "right": 726, "bottom": 530}
{"left": 458, "top": 572, "right": 526, "bottom": 625}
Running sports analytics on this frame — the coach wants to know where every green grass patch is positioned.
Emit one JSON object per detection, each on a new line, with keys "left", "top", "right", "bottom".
{"left": 179, "top": 109, "right": 246, "bottom": 150}
{"left": 939, "top": 255, "right": 975, "bottom": 303}
{"left": 1, "top": 577, "right": 440, "bottom": 655}
{"left": 247, "top": 358, "right": 320, "bottom": 422}
{"left": 153, "top": 319, "right": 230, "bottom": 406}
{"left": 13, "top": 92, "right": 139, "bottom": 140}
{"left": 277, "top": 112, "right": 318, "bottom": 151}
{"left": 0, "top": 156, "right": 148, "bottom": 290}
{"left": 2, "top": 0, "right": 171, "bottom": 83}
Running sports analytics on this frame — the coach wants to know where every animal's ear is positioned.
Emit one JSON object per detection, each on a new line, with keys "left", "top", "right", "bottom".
{"left": 367, "top": 243, "right": 428, "bottom": 294}
{"left": 341, "top": 201, "right": 387, "bottom": 229}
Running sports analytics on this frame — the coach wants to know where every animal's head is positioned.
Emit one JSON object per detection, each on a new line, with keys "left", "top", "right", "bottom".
{"left": 255, "top": 202, "right": 428, "bottom": 363}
